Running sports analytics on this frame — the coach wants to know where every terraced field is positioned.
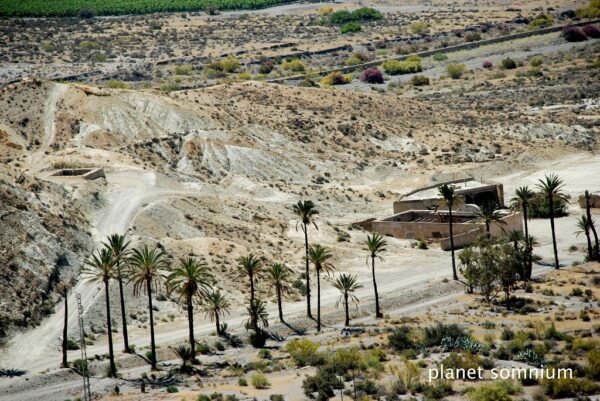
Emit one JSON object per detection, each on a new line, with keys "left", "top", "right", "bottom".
{"left": 0, "top": 0, "right": 296, "bottom": 17}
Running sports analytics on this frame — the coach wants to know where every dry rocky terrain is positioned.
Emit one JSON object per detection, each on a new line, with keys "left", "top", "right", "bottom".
{"left": 0, "top": 1, "right": 599, "bottom": 400}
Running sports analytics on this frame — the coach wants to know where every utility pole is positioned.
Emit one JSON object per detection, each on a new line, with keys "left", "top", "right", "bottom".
{"left": 77, "top": 293, "right": 91, "bottom": 401}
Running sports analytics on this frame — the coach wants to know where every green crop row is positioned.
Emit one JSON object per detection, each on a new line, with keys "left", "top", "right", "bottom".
{"left": 0, "top": 0, "right": 297, "bottom": 17}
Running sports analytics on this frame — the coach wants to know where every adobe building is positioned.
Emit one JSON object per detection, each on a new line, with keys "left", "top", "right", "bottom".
{"left": 371, "top": 178, "right": 522, "bottom": 251}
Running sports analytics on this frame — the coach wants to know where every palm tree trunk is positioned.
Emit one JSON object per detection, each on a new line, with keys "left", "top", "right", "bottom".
{"left": 277, "top": 286, "right": 284, "bottom": 323}
{"left": 585, "top": 230, "right": 593, "bottom": 261}
{"left": 249, "top": 271, "right": 255, "bottom": 303}
{"left": 586, "top": 197, "right": 600, "bottom": 260}
{"left": 522, "top": 204, "right": 532, "bottom": 280}
{"left": 448, "top": 207, "right": 457, "bottom": 280}
{"left": 117, "top": 264, "right": 129, "bottom": 353}
{"left": 344, "top": 293, "right": 350, "bottom": 326}
{"left": 486, "top": 222, "right": 490, "bottom": 234}
{"left": 371, "top": 255, "right": 382, "bottom": 318}
{"left": 549, "top": 195, "right": 559, "bottom": 269}
{"left": 62, "top": 291, "right": 68, "bottom": 368}
{"left": 187, "top": 296, "right": 195, "bottom": 359}
{"left": 304, "top": 223, "right": 312, "bottom": 318}
{"left": 104, "top": 280, "right": 117, "bottom": 377}
{"left": 215, "top": 313, "right": 221, "bottom": 336}
{"left": 317, "top": 268, "right": 321, "bottom": 332}
{"left": 146, "top": 278, "right": 158, "bottom": 370}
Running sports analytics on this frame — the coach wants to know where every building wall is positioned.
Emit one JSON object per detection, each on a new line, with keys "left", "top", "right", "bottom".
{"left": 372, "top": 212, "right": 524, "bottom": 249}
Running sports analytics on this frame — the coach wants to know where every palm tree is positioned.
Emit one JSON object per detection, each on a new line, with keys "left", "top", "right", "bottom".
{"left": 507, "top": 230, "right": 524, "bottom": 250}
{"left": 103, "top": 234, "right": 131, "bottom": 353}
{"left": 476, "top": 200, "right": 507, "bottom": 234}
{"left": 536, "top": 174, "right": 568, "bottom": 269}
{"left": 127, "top": 245, "right": 168, "bottom": 370}
{"left": 331, "top": 274, "right": 363, "bottom": 326}
{"left": 82, "top": 248, "right": 117, "bottom": 377}
{"left": 438, "top": 184, "right": 459, "bottom": 280}
{"left": 171, "top": 345, "right": 194, "bottom": 371}
{"left": 583, "top": 190, "right": 599, "bottom": 260}
{"left": 166, "top": 257, "right": 213, "bottom": 359}
{"left": 202, "top": 289, "right": 231, "bottom": 336}
{"left": 363, "top": 234, "right": 387, "bottom": 318}
{"left": 510, "top": 186, "right": 535, "bottom": 280}
{"left": 57, "top": 281, "right": 71, "bottom": 368}
{"left": 308, "top": 244, "right": 335, "bottom": 332}
{"left": 238, "top": 254, "right": 262, "bottom": 303}
{"left": 245, "top": 299, "right": 269, "bottom": 332}
{"left": 292, "top": 200, "right": 319, "bottom": 318}
{"left": 575, "top": 215, "right": 594, "bottom": 261}
{"left": 266, "top": 263, "right": 293, "bottom": 323}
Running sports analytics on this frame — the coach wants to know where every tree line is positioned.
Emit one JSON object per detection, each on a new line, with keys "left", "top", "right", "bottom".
{"left": 60, "top": 173, "right": 598, "bottom": 377}
{"left": 60, "top": 200, "right": 390, "bottom": 376}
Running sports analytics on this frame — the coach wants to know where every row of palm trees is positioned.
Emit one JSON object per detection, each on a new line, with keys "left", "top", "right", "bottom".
{"left": 66, "top": 173, "right": 596, "bottom": 376}
{"left": 439, "top": 173, "right": 599, "bottom": 281}
{"left": 70, "top": 224, "right": 388, "bottom": 375}
{"left": 292, "top": 200, "right": 389, "bottom": 330}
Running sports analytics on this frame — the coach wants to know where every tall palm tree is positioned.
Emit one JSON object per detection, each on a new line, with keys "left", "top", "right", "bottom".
{"left": 238, "top": 254, "right": 262, "bottom": 303}
{"left": 510, "top": 186, "right": 535, "bottom": 280}
{"left": 166, "top": 257, "right": 213, "bottom": 359}
{"left": 292, "top": 200, "right": 319, "bottom": 318}
{"left": 82, "top": 248, "right": 117, "bottom": 377}
{"left": 476, "top": 200, "right": 507, "bottom": 234}
{"left": 583, "top": 190, "right": 599, "bottom": 260}
{"left": 245, "top": 299, "right": 269, "bottom": 332}
{"left": 127, "top": 245, "right": 168, "bottom": 370}
{"left": 438, "top": 184, "right": 459, "bottom": 280}
{"left": 266, "top": 263, "right": 293, "bottom": 323}
{"left": 331, "top": 274, "right": 363, "bottom": 326}
{"left": 308, "top": 244, "right": 335, "bottom": 332}
{"left": 575, "top": 215, "right": 594, "bottom": 261}
{"left": 363, "top": 234, "right": 387, "bottom": 318}
{"left": 536, "top": 174, "right": 568, "bottom": 269}
{"left": 57, "top": 281, "right": 71, "bottom": 368}
{"left": 202, "top": 289, "right": 231, "bottom": 336}
{"left": 103, "top": 234, "right": 131, "bottom": 353}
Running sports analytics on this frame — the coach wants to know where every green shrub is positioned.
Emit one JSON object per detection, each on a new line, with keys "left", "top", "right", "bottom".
{"left": 66, "top": 338, "right": 80, "bottom": 350}
{"left": 238, "top": 377, "right": 248, "bottom": 386}
{"left": 466, "top": 382, "right": 512, "bottom": 401}
{"left": 174, "top": 64, "right": 193, "bottom": 75}
{"left": 320, "top": 71, "right": 352, "bottom": 86}
{"left": 388, "top": 326, "right": 414, "bottom": 351}
{"left": 106, "top": 80, "right": 128, "bottom": 89}
{"left": 382, "top": 59, "right": 422, "bottom": 75}
{"left": 529, "top": 56, "right": 544, "bottom": 67}
{"left": 250, "top": 372, "right": 270, "bottom": 389}
{"left": 409, "top": 21, "right": 427, "bottom": 34}
{"left": 587, "top": 349, "right": 600, "bottom": 380}
{"left": 542, "top": 375, "right": 599, "bottom": 398}
{"left": 423, "top": 323, "right": 469, "bottom": 346}
{"left": 528, "top": 14, "right": 554, "bottom": 30}
{"left": 269, "top": 395, "right": 284, "bottom": 401}
{"left": 281, "top": 59, "right": 305, "bottom": 72}
{"left": 329, "top": 7, "right": 383, "bottom": 24}
{"left": 166, "top": 385, "right": 179, "bottom": 393}
{"left": 286, "top": 338, "right": 321, "bottom": 366}
{"left": 501, "top": 58, "right": 517, "bottom": 70}
{"left": 447, "top": 63, "right": 467, "bottom": 79}
{"left": 422, "top": 381, "right": 453, "bottom": 399}
{"left": 432, "top": 52, "right": 448, "bottom": 61}
{"left": 441, "top": 352, "right": 482, "bottom": 374}
{"left": 341, "top": 22, "right": 361, "bottom": 34}
{"left": 219, "top": 57, "right": 240, "bottom": 73}
{"left": 197, "top": 342, "right": 210, "bottom": 355}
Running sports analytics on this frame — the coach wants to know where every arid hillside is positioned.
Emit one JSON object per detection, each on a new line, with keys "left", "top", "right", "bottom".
{"left": 0, "top": 74, "right": 597, "bottom": 340}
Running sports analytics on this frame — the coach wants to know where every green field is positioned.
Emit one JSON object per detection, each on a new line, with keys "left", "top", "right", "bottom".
{"left": 0, "top": 0, "right": 298, "bottom": 17}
